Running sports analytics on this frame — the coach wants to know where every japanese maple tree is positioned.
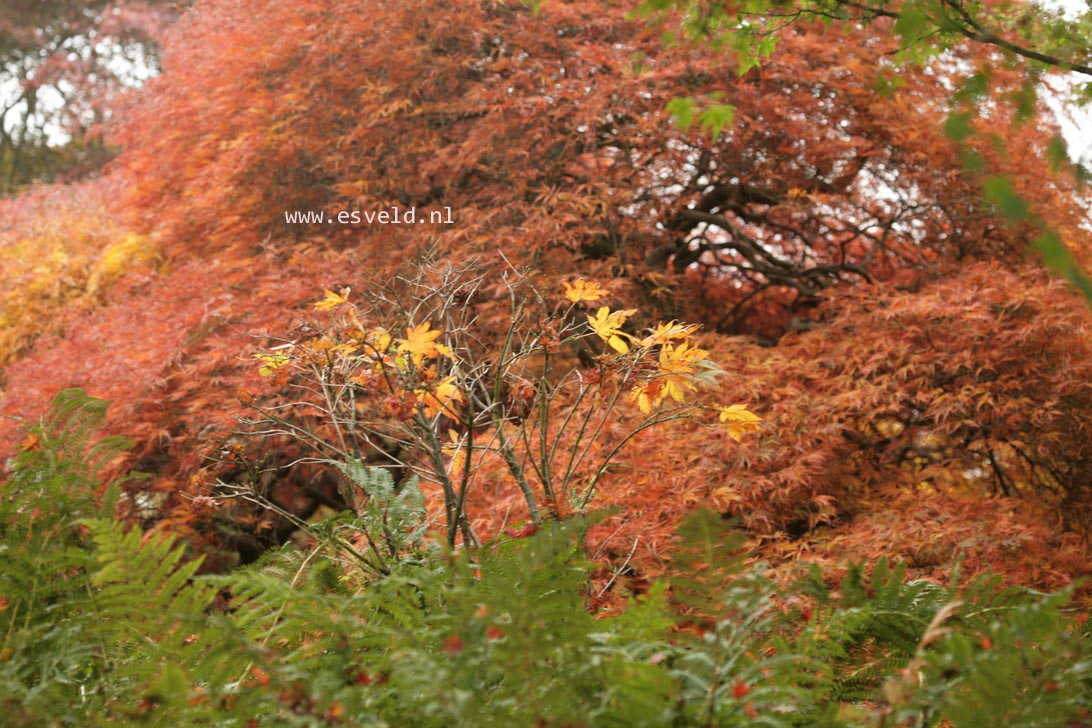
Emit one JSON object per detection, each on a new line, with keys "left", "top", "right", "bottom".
{"left": 0, "top": 0, "right": 1087, "bottom": 589}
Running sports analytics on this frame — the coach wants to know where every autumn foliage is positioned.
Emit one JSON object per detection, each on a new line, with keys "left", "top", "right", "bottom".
{"left": 1, "top": 0, "right": 1090, "bottom": 597}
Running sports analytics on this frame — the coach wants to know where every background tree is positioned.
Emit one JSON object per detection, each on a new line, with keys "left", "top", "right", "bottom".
{"left": 0, "top": 0, "right": 178, "bottom": 192}
{"left": 636, "top": 0, "right": 1092, "bottom": 298}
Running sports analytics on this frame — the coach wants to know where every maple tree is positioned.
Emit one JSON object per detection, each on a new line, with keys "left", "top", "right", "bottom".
{"left": 639, "top": 0, "right": 1092, "bottom": 298}
{"left": 0, "top": 0, "right": 1088, "bottom": 594}
{"left": 0, "top": 179, "right": 158, "bottom": 369}
{"left": 232, "top": 266, "right": 754, "bottom": 552}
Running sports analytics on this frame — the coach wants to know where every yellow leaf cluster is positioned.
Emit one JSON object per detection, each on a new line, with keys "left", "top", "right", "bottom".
{"left": 640, "top": 320, "right": 698, "bottom": 348}
{"left": 313, "top": 288, "right": 351, "bottom": 311}
{"left": 365, "top": 327, "right": 392, "bottom": 354}
{"left": 397, "top": 322, "right": 452, "bottom": 366}
{"left": 86, "top": 233, "right": 159, "bottom": 297}
{"left": 630, "top": 340, "right": 710, "bottom": 413}
{"left": 416, "top": 376, "right": 465, "bottom": 419}
{"left": 587, "top": 307, "right": 636, "bottom": 353}
{"left": 719, "top": 404, "right": 762, "bottom": 442}
{"left": 255, "top": 352, "right": 290, "bottom": 377}
{"left": 1, "top": 187, "right": 159, "bottom": 368}
{"left": 563, "top": 279, "right": 608, "bottom": 304}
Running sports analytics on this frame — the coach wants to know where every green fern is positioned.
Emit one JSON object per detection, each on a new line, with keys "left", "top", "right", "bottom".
{"left": 333, "top": 459, "right": 431, "bottom": 571}
{"left": 81, "top": 519, "right": 262, "bottom": 723}
{"left": 897, "top": 588, "right": 1092, "bottom": 727}
{"left": 666, "top": 510, "right": 834, "bottom": 727}
{"left": 801, "top": 559, "right": 954, "bottom": 703}
{"left": 3, "top": 392, "right": 1090, "bottom": 727}
{"left": 667, "top": 508, "right": 749, "bottom": 617}
{"left": 0, "top": 389, "right": 131, "bottom": 725}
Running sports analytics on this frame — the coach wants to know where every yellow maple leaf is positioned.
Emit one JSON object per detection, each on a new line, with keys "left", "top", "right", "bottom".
{"left": 630, "top": 379, "right": 664, "bottom": 414}
{"left": 640, "top": 320, "right": 698, "bottom": 348}
{"left": 255, "top": 352, "right": 290, "bottom": 377}
{"left": 630, "top": 341, "right": 709, "bottom": 412}
{"left": 417, "top": 376, "right": 465, "bottom": 419}
{"left": 365, "top": 327, "right": 392, "bottom": 354}
{"left": 442, "top": 428, "right": 467, "bottom": 477}
{"left": 719, "top": 404, "right": 762, "bottom": 442}
{"left": 397, "top": 322, "right": 450, "bottom": 366}
{"left": 563, "top": 279, "right": 608, "bottom": 304}
{"left": 587, "top": 307, "right": 636, "bottom": 354}
{"left": 313, "top": 287, "right": 350, "bottom": 311}
{"left": 306, "top": 336, "right": 335, "bottom": 352}
{"left": 657, "top": 341, "right": 709, "bottom": 403}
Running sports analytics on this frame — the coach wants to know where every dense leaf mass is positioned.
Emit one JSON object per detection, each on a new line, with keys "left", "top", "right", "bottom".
{"left": 1, "top": 0, "right": 1090, "bottom": 590}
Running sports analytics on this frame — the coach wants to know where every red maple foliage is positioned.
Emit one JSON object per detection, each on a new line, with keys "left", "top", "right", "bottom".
{"left": 1, "top": 0, "right": 1089, "bottom": 588}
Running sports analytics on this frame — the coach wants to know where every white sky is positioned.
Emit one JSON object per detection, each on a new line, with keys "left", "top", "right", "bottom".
{"left": 1039, "top": 0, "right": 1092, "bottom": 163}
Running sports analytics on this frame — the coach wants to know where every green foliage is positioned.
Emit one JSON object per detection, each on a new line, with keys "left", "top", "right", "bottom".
{"left": 1035, "top": 230, "right": 1092, "bottom": 300}
{"left": 333, "top": 458, "right": 431, "bottom": 569}
{"left": 667, "top": 510, "right": 833, "bottom": 725}
{"left": 885, "top": 588, "right": 1092, "bottom": 726}
{"left": 1, "top": 391, "right": 1090, "bottom": 725}
{"left": 800, "top": 559, "right": 955, "bottom": 702}
{"left": 0, "top": 389, "right": 129, "bottom": 722}
{"left": 983, "top": 175, "right": 1031, "bottom": 223}
{"left": 0, "top": 390, "right": 256, "bottom": 724}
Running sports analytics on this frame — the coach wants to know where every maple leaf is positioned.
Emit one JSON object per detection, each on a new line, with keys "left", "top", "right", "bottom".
{"left": 657, "top": 341, "right": 710, "bottom": 402}
{"left": 631, "top": 379, "right": 664, "bottom": 414}
{"left": 397, "top": 322, "right": 450, "bottom": 366}
{"left": 719, "top": 404, "right": 762, "bottom": 442}
{"left": 442, "top": 429, "right": 467, "bottom": 476}
{"left": 630, "top": 341, "right": 709, "bottom": 412}
{"left": 587, "top": 307, "right": 636, "bottom": 354}
{"left": 563, "top": 279, "right": 608, "bottom": 304}
{"left": 313, "top": 287, "right": 350, "bottom": 311}
{"left": 365, "top": 327, "right": 392, "bottom": 354}
{"left": 417, "top": 377, "right": 465, "bottom": 419}
{"left": 255, "top": 352, "right": 290, "bottom": 377}
{"left": 640, "top": 320, "right": 698, "bottom": 348}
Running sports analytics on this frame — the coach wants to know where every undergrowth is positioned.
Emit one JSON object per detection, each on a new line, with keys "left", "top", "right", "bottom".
{"left": 1, "top": 390, "right": 1089, "bottom": 726}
